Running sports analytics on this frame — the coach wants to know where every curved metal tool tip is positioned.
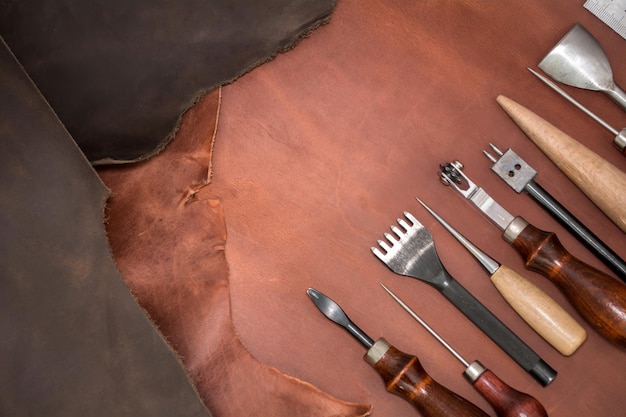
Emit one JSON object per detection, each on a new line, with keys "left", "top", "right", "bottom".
{"left": 307, "top": 287, "right": 375, "bottom": 348}
{"left": 307, "top": 287, "right": 351, "bottom": 327}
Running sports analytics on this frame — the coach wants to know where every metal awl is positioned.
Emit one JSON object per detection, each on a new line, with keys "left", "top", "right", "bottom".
{"left": 306, "top": 288, "right": 489, "bottom": 417}
{"left": 417, "top": 198, "right": 587, "bottom": 356}
{"left": 381, "top": 284, "right": 549, "bottom": 417}
{"left": 483, "top": 143, "right": 626, "bottom": 281}
{"left": 528, "top": 67, "right": 626, "bottom": 153}
{"left": 440, "top": 161, "right": 626, "bottom": 348}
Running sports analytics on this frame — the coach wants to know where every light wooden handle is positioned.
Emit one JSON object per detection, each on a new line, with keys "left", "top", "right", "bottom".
{"left": 491, "top": 264, "right": 587, "bottom": 356}
{"left": 496, "top": 95, "right": 626, "bottom": 233}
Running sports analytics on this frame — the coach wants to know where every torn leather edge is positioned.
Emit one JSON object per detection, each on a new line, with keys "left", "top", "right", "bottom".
{"left": 92, "top": 12, "right": 335, "bottom": 166}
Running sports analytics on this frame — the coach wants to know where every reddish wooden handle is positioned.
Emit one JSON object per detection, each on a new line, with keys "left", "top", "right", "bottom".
{"left": 372, "top": 346, "right": 488, "bottom": 417}
{"left": 512, "top": 223, "right": 626, "bottom": 347}
{"left": 473, "top": 369, "right": 548, "bottom": 417}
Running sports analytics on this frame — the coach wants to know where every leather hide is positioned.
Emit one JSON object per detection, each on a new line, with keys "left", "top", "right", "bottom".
{"left": 0, "top": 0, "right": 337, "bottom": 164}
{"left": 97, "top": 89, "right": 372, "bottom": 417}
{"left": 205, "top": 1, "right": 626, "bottom": 416}
{"left": 0, "top": 38, "right": 211, "bottom": 417}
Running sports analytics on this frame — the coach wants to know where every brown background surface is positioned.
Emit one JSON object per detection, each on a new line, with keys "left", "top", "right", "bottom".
{"left": 207, "top": 1, "right": 625, "bottom": 415}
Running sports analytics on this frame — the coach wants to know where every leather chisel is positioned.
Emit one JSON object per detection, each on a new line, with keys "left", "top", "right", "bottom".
{"left": 417, "top": 198, "right": 587, "bottom": 356}
{"left": 440, "top": 161, "right": 626, "bottom": 348}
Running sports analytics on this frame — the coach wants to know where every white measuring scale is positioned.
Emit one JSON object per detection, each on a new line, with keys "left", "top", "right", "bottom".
{"left": 584, "top": 0, "right": 626, "bottom": 39}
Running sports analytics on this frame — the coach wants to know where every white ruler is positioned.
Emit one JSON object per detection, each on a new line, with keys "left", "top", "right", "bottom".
{"left": 584, "top": 0, "right": 626, "bottom": 40}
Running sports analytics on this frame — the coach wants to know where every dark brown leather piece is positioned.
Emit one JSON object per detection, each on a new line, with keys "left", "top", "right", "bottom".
{"left": 0, "top": 39, "right": 210, "bottom": 417}
{"left": 204, "top": 1, "right": 626, "bottom": 416}
{"left": 97, "top": 89, "right": 372, "bottom": 417}
{"left": 0, "top": 0, "right": 336, "bottom": 164}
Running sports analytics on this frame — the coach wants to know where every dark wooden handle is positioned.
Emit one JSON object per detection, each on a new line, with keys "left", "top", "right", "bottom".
{"left": 512, "top": 223, "right": 626, "bottom": 347}
{"left": 473, "top": 369, "right": 548, "bottom": 417}
{"left": 372, "top": 346, "right": 489, "bottom": 417}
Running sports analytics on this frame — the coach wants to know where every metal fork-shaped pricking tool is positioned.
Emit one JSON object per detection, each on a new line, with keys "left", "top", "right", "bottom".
{"left": 439, "top": 161, "right": 626, "bottom": 348}
{"left": 483, "top": 143, "right": 626, "bottom": 281}
{"left": 371, "top": 212, "right": 557, "bottom": 386}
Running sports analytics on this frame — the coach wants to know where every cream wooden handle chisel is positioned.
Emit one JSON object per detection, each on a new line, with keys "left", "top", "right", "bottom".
{"left": 491, "top": 265, "right": 586, "bottom": 356}
{"left": 418, "top": 199, "right": 586, "bottom": 356}
{"left": 496, "top": 95, "right": 626, "bottom": 233}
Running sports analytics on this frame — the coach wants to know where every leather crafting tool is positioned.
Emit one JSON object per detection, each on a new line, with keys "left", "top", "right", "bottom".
{"left": 528, "top": 67, "right": 626, "bottom": 153}
{"left": 440, "top": 161, "right": 626, "bottom": 348}
{"left": 372, "top": 213, "right": 556, "bottom": 386}
{"left": 538, "top": 23, "right": 626, "bottom": 111}
{"left": 483, "top": 143, "right": 626, "bottom": 280}
{"left": 381, "top": 284, "right": 549, "bottom": 417}
{"left": 307, "top": 288, "right": 489, "bottom": 417}
{"left": 416, "top": 198, "right": 587, "bottom": 356}
{"left": 496, "top": 95, "right": 626, "bottom": 233}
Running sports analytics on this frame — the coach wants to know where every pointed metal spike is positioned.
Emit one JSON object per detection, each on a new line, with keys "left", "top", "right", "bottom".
{"left": 391, "top": 225, "right": 404, "bottom": 239}
{"left": 377, "top": 240, "right": 391, "bottom": 252}
{"left": 384, "top": 232, "right": 396, "bottom": 244}
{"left": 483, "top": 150, "right": 497, "bottom": 163}
{"left": 489, "top": 143, "right": 504, "bottom": 156}
{"left": 404, "top": 212, "right": 418, "bottom": 224}
{"left": 371, "top": 247, "right": 385, "bottom": 259}
{"left": 398, "top": 218, "right": 411, "bottom": 231}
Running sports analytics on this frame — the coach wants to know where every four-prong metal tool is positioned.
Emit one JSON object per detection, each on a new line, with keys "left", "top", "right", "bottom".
{"left": 439, "top": 161, "right": 626, "bottom": 348}
{"left": 381, "top": 284, "right": 549, "bottom": 417}
{"left": 371, "top": 212, "right": 556, "bottom": 386}
{"left": 483, "top": 143, "right": 626, "bottom": 281}
{"left": 528, "top": 67, "right": 626, "bottom": 153}
{"left": 416, "top": 198, "right": 587, "bottom": 356}
{"left": 306, "top": 288, "right": 489, "bottom": 417}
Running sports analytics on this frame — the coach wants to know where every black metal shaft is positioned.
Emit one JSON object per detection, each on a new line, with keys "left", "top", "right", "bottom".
{"left": 525, "top": 180, "right": 626, "bottom": 281}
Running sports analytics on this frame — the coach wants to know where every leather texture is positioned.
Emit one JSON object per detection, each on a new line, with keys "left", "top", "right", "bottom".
{"left": 0, "top": 39, "right": 211, "bottom": 417}
{"left": 0, "top": 0, "right": 336, "bottom": 164}
{"left": 97, "top": 89, "right": 372, "bottom": 417}
{"left": 202, "top": 1, "right": 626, "bottom": 416}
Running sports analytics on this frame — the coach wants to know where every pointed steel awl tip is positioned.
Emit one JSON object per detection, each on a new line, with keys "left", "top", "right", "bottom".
{"left": 483, "top": 144, "right": 503, "bottom": 163}
{"left": 416, "top": 198, "right": 501, "bottom": 275}
{"left": 380, "top": 283, "right": 470, "bottom": 367}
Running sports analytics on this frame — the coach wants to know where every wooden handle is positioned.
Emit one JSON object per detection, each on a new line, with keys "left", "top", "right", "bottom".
{"left": 371, "top": 344, "right": 489, "bottom": 417}
{"left": 472, "top": 368, "right": 548, "bottom": 417}
{"left": 512, "top": 223, "right": 626, "bottom": 347}
{"left": 496, "top": 95, "right": 626, "bottom": 233}
{"left": 491, "top": 265, "right": 586, "bottom": 356}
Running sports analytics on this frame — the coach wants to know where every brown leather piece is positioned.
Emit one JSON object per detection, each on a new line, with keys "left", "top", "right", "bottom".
{"left": 203, "top": 1, "right": 626, "bottom": 416}
{"left": 0, "top": 0, "right": 336, "bottom": 163}
{"left": 0, "top": 38, "right": 211, "bottom": 417}
{"left": 98, "top": 89, "right": 372, "bottom": 417}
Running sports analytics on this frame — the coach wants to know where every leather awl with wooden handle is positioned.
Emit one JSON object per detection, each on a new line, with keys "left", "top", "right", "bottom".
{"left": 496, "top": 95, "right": 626, "bottom": 233}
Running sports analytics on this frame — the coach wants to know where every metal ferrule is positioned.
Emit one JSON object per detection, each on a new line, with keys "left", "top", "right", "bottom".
{"left": 463, "top": 361, "right": 487, "bottom": 383}
{"left": 365, "top": 338, "right": 391, "bottom": 366}
{"left": 614, "top": 128, "right": 626, "bottom": 152}
{"left": 503, "top": 217, "right": 529, "bottom": 244}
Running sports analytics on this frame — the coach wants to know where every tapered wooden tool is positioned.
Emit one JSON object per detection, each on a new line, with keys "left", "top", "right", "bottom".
{"left": 496, "top": 95, "right": 626, "bottom": 233}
